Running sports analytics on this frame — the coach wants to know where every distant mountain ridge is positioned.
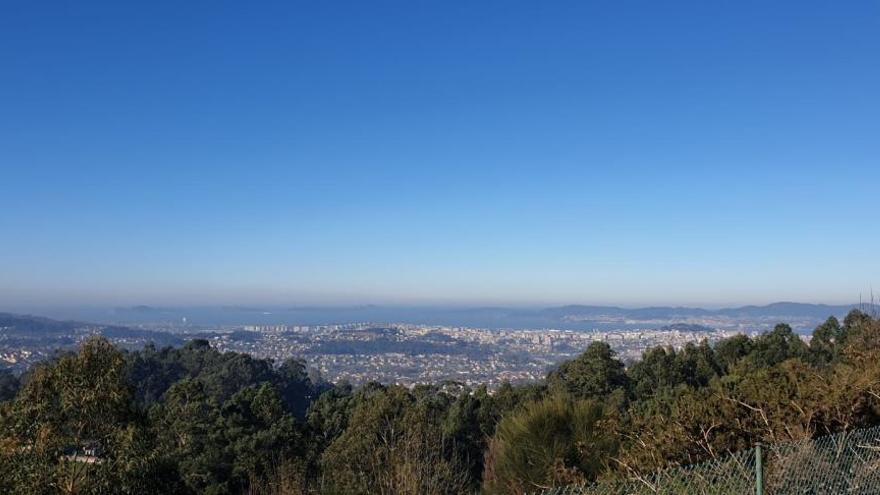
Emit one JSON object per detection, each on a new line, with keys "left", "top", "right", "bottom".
{"left": 0, "top": 312, "right": 81, "bottom": 335}
{"left": 0, "top": 312, "right": 182, "bottom": 346}
{"left": 541, "top": 301, "right": 859, "bottom": 320}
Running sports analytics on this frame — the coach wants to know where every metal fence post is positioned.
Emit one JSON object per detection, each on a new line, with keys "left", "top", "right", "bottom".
{"left": 755, "top": 443, "right": 764, "bottom": 495}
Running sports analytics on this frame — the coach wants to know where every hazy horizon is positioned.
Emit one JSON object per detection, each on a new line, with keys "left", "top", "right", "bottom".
{"left": 4, "top": 298, "right": 869, "bottom": 334}
{"left": 4, "top": 297, "right": 869, "bottom": 319}
{"left": 2, "top": 295, "right": 872, "bottom": 313}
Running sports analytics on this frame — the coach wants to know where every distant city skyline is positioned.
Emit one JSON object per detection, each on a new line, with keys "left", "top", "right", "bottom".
{"left": 2, "top": 1, "right": 879, "bottom": 307}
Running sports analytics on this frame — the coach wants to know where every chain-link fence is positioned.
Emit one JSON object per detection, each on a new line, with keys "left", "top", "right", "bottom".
{"left": 541, "top": 425, "right": 880, "bottom": 494}
{"left": 765, "top": 425, "right": 880, "bottom": 494}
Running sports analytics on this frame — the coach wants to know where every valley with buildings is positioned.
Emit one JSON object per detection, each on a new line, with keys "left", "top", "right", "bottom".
{"left": 3, "top": 305, "right": 833, "bottom": 388}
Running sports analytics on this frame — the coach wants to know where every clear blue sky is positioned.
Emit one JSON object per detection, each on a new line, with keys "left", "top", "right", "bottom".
{"left": 2, "top": 1, "right": 879, "bottom": 308}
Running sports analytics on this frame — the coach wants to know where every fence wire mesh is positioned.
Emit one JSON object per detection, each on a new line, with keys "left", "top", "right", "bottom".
{"left": 541, "top": 424, "right": 880, "bottom": 495}
{"left": 765, "top": 425, "right": 880, "bottom": 494}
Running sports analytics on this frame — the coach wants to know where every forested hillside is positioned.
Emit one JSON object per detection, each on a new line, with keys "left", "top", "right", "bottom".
{"left": 1, "top": 310, "right": 879, "bottom": 494}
